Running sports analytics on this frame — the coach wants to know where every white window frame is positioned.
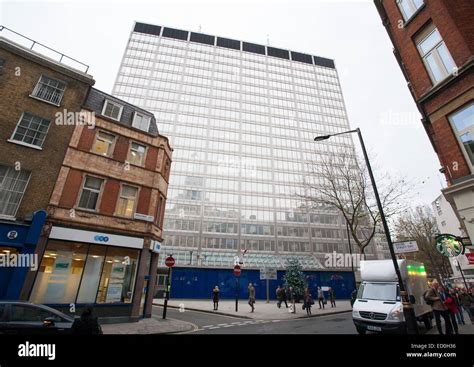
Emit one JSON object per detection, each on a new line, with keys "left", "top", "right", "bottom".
{"left": 101, "top": 100, "right": 123, "bottom": 121}
{"left": 416, "top": 25, "right": 456, "bottom": 85}
{"left": 397, "top": 0, "right": 424, "bottom": 21}
{"left": 132, "top": 112, "right": 151, "bottom": 132}
{"left": 9, "top": 112, "right": 51, "bottom": 149}
{"left": 0, "top": 165, "right": 31, "bottom": 218}
{"left": 115, "top": 184, "right": 139, "bottom": 218}
{"left": 91, "top": 130, "right": 116, "bottom": 157}
{"left": 127, "top": 141, "right": 147, "bottom": 166}
{"left": 30, "top": 75, "right": 66, "bottom": 106}
{"left": 77, "top": 175, "right": 104, "bottom": 211}
{"left": 448, "top": 102, "right": 474, "bottom": 172}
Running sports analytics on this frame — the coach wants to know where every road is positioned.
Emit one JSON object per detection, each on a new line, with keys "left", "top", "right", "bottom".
{"left": 152, "top": 305, "right": 357, "bottom": 334}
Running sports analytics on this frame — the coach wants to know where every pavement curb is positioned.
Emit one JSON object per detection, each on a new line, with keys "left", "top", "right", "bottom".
{"left": 153, "top": 302, "right": 351, "bottom": 320}
{"left": 153, "top": 302, "right": 253, "bottom": 319}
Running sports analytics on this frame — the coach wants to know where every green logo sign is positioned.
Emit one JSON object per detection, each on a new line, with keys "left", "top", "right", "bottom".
{"left": 435, "top": 234, "right": 464, "bottom": 257}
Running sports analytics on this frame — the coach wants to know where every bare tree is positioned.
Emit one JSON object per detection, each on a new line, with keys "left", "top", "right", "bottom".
{"left": 300, "top": 152, "right": 411, "bottom": 255}
{"left": 394, "top": 206, "right": 452, "bottom": 280}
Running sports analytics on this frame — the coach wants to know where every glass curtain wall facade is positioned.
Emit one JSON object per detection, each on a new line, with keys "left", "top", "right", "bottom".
{"left": 112, "top": 22, "right": 378, "bottom": 269}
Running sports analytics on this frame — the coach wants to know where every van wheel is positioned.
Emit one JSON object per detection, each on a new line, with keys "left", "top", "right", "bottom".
{"left": 356, "top": 326, "right": 366, "bottom": 335}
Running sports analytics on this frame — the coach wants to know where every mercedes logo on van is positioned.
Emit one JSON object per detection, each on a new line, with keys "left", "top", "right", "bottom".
{"left": 369, "top": 312, "right": 375, "bottom": 319}
{"left": 94, "top": 235, "right": 109, "bottom": 242}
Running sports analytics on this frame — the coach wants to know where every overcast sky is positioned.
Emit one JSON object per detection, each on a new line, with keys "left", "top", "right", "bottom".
{"left": 1, "top": 0, "right": 447, "bottom": 207}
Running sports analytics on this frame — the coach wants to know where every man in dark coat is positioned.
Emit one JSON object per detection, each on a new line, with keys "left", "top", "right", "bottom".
{"left": 71, "top": 305, "right": 102, "bottom": 335}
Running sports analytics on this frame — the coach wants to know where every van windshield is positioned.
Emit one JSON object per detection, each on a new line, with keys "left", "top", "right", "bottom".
{"left": 357, "top": 282, "right": 400, "bottom": 301}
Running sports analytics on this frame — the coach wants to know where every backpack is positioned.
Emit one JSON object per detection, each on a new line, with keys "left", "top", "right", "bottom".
{"left": 423, "top": 290, "right": 434, "bottom": 306}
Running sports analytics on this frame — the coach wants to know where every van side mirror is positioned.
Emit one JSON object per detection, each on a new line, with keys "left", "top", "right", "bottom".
{"left": 409, "top": 295, "right": 416, "bottom": 304}
{"left": 43, "top": 317, "right": 55, "bottom": 327}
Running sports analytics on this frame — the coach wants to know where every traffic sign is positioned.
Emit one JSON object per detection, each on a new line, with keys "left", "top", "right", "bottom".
{"left": 393, "top": 240, "right": 419, "bottom": 254}
{"left": 260, "top": 267, "right": 277, "bottom": 280}
{"left": 234, "top": 265, "right": 241, "bottom": 277}
{"left": 165, "top": 256, "right": 175, "bottom": 268}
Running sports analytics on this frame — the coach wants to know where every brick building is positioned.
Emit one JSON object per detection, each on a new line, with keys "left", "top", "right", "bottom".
{"left": 24, "top": 88, "right": 173, "bottom": 321}
{"left": 0, "top": 27, "right": 94, "bottom": 300}
{"left": 374, "top": 0, "right": 474, "bottom": 243}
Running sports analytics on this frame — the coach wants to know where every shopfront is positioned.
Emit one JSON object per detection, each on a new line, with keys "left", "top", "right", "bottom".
{"left": 0, "top": 210, "right": 46, "bottom": 300}
{"left": 30, "top": 226, "right": 145, "bottom": 319}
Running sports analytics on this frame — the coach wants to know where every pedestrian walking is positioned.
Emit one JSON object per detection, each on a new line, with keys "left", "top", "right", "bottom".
{"left": 317, "top": 286, "right": 325, "bottom": 309}
{"left": 212, "top": 285, "right": 220, "bottom": 311}
{"left": 287, "top": 286, "right": 296, "bottom": 313}
{"left": 444, "top": 288, "right": 459, "bottom": 334}
{"left": 276, "top": 285, "right": 288, "bottom": 309}
{"left": 71, "top": 305, "right": 102, "bottom": 335}
{"left": 425, "top": 281, "right": 454, "bottom": 335}
{"left": 303, "top": 288, "right": 313, "bottom": 316}
{"left": 328, "top": 287, "right": 336, "bottom": 308}
{"left": 248, "top": 282, "right": 256, "bottom": 313}
{"left": 451, "top": 289, "right": 465, "bottom": 325}
{"left": 459, "top": 288, "right": 473, "bottom": 324}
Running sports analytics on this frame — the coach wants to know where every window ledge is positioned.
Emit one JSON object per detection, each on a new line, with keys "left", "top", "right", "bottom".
{"left": 7, "top": 139, "right": 43, "bottom": 150}
{"left": 0, "top": 215, "right": 17, "bottom": 221}
{"left": 28, "top": 94, "right": 61, "bottom": 107}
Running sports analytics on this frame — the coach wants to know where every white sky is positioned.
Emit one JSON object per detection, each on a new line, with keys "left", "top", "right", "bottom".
{"left": 1, "top": 0, "right": 447, "bottom": 207}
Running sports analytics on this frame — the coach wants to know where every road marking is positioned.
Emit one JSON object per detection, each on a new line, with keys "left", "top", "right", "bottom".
{"left": 217, "top": 323, "right": 228, "bottom": 326}
{"left": 208, "top": 326, "right": 220, "bottom": 330}
{"left": 202, "top": 325, "right": 214, "bottom": 329}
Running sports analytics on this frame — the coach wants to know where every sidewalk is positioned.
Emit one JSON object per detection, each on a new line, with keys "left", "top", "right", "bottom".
{"left": 153, "top": 298, "right": 352, "bottom": 320}
{"left": 101, "top": 316, "right": 196, "bottom": 334}
{"left": 426, "top": 319, "right": 474, "bottom": 335}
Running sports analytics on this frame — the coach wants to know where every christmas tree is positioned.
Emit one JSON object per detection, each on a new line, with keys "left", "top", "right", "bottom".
{"left": 283, "top": 258, "right": 307, "bottom": 301}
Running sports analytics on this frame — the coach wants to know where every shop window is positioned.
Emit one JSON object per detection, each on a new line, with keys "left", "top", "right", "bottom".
{"left": 76, "top": 245, "right": 107, "bottom": 304}
{"left": 96, "top": 247, "right": 139, "bottom": 304}
{"left": 30, "top": 241, "right": 88, "bottom": 304}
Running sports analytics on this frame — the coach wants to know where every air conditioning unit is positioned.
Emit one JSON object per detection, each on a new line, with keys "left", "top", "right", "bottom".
{"left": 134, "top": 213, "right": 155, "bottom": 222}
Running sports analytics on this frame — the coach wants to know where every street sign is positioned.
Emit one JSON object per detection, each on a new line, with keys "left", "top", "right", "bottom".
{"left": 234, "top": 265, "right": 241, "bottom": 277}
{"left": 393, "top": 240, "right": 419, "bottom": 254}
{"left": 165, "top": 256, "right": 175, "bottom": 268}
{"left": 259, "top": 267, "right": 277, "bottom": 280}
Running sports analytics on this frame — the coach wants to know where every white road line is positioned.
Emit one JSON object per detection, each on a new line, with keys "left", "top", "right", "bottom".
{"left": 217, "top": 323, "right": 229, "bottom": 326}
{"left": 208, "top": 326, "right": 221, "bottom": 330}
{"left": 202, "top": 325, "right": 214, "bottom": 329}
{"left": 222, "top": 324, "right": 234, "bottom": 327}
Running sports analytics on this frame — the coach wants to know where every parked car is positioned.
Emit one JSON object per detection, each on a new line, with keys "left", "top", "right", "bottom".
{"left": 0, "top": 301, "right": 74, "bottom": 335}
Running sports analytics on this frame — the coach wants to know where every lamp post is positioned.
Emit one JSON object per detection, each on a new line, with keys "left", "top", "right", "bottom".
{"left": 314, "top": 127, "right": 418, "bottom": 334}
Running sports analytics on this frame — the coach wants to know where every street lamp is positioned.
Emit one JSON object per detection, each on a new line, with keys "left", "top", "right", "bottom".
{"left": 314, "top": 127, "right": 419, "bottom": 334}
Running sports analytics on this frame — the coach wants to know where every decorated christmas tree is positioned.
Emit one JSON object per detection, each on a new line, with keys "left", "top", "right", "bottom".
{"left": 283, "top": 258, "right": 307, "bottom": 300}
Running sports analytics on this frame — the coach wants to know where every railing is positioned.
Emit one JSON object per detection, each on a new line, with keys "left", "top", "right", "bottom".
{"left": 0, "top": 25, "right": 90, "bottom": 73}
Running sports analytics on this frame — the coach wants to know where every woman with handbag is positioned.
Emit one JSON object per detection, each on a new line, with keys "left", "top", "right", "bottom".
{"left": 303, "top": 288, "right": 313, "bottom": 316}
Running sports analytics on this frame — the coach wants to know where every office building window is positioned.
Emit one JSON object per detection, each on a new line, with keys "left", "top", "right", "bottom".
{"left": 127, "top": 142, "right": 146, "bottom": 166}
{"left": 397, "top": 0, "right": 423, "bottom": 21}
{"left": 102, "top": 100, "right": 123, "bottom": 121}
{"left": 92, "top": 131, "right": 116, "bottom": 157}
{"left": 78, "top": 176, "right": 104, "bottom": 210}
{"left": 0, "top": 165, "right": 31, "bottom": 217}
{"left": 449, "top": 103, "right": 474, "bottom": 167}
{"left": 132, "top": 112, "right": 151, "bottom": 132}
{"left": 116, "top": 185, "right": 138, "bottom": 217}
{"left": 416, "top": 25, "right": 456, "bottom": 84}
{"left": 31, "top": 75, "right": 66, "bottom": 105}
{"left": 10, "top": 113, "right": 50, "bottom": 148}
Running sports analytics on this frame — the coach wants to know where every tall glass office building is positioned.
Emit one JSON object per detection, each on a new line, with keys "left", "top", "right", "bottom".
{"left": 112, "top": 22, "right": 386, "bottom": 299}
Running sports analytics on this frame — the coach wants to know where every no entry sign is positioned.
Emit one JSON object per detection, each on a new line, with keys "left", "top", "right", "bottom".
{"left": 234, "top": 265, "right": 241, "bottom": 277}
{"left": 165, "top": 256, "right": 175, "bottom": 268}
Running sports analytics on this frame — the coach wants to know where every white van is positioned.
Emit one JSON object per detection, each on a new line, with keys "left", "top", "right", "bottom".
{"left": 352, "top": 259, "right": 432, "bottom": 334}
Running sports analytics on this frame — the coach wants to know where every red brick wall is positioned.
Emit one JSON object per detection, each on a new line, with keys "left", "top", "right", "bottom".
{"left": 58, "top": 169, "right": 83, "bottom": 207}
{"left": 77, "top": 126, "right": 96, "bottom": 152}
{"left": 99, "top": 179, "right": 120, "bottom": 215}
{"left": 145, "top": 146, "right": 158, "bottom": 171}
{"left": 113, "top": 136, "right": 129, "bottom": 162}
{"left": 381, "top": 0, "right": 473, "bottom": 99}
{"left": 431, "top": 115, "right": 471, "bottom": 179}
{"left": 136, "top": 187, "right": 151, "bottom": 215}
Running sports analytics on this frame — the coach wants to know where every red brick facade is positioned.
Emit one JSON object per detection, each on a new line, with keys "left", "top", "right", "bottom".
{"left": 375, "top": 0, "right": 474, "bottom": 184}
